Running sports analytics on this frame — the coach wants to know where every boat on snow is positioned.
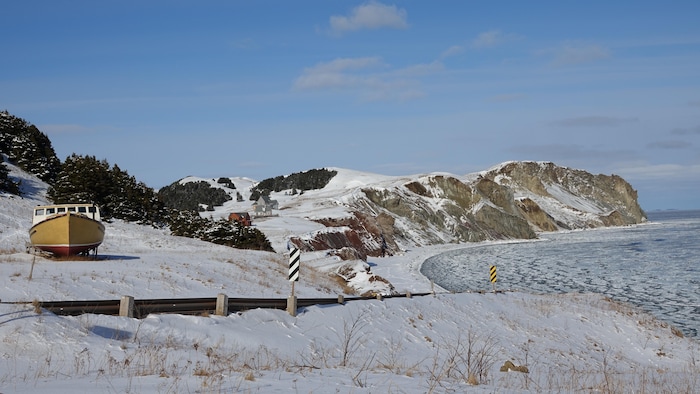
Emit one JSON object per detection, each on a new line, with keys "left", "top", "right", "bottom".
{"left": 29, "top": 203, "right": 105, "bottom": 257}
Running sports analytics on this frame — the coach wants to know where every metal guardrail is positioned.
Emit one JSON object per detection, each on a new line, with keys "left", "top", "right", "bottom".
{"left": 29, "top": 292, "right": 433, "bottom": 318}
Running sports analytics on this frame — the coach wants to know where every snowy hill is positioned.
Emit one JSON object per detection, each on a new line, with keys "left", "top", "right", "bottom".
{"left": 182, "top": 163, "right": 646, "bottom": 262}
{"left": 0, "top": 163, "right": 696, "bottom": 393}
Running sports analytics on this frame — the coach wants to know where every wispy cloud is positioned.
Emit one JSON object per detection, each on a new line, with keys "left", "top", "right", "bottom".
{"left": 440, "top": 29, "right": 518, "bottom": 60}
{"left": 293, "top": 57, "right": 385, "bottom": 90}
{"left": 550, "top": 116, "right": 638, "bottom": 128}
{"left": 329, "top": 1, "right": 408, "bottom": 35}
{"left": 440, "top": 45, "right": 465, "bottom": 59}
{"left": 470, "top": 29, "right": 518, "bottom": 49}
{"left": 546, "top": 43, "right": 611, "bottom": 66}
{"left": 292, "top": 56, "right": 435, "bottom": 101}
{"left": 392, "top": 61, "right": 444, "bottom": 77}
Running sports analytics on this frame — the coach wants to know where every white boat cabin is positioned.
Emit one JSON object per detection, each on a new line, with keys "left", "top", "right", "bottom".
{"left": 32, "top": 204, "right": 102, "bottom": 225}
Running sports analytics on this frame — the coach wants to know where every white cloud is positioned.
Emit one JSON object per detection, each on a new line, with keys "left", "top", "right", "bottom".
{"left": 548, "top": 44, "right": 610, "bottom": 66}
{"left": 440, "top": 45, "right": 465, "bottom": 59}
{"left": 292, "top": 56, "right": 431, "bottom": 102}
{"left": 329, "top": 1, "right": 408, "bottom": 34}
{"left": 470, "top": 29, "right": 517, "bottom": 48}
{"left": 472, "top": 30, "right": 507, "bottom": 48}
{"left": 292, "top": 57, "right": 385, "bottom": 90}
{"left": 392, "top": 61, "right": 444, "bottom": 77}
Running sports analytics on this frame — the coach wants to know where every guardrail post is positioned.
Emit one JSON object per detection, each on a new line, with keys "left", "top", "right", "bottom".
{"left": 376, "top": 293, "right": 383, "bottom": 301}
{"left": 406, "top": 291, "right": 412, "bottom": 298}
{"left": 119, "top": 295, "right": 134, "bottom": 318}
{"left": 287, "top": 295, "right": 297, "bottom": 317}
{"left": 216, "top": 293, "right": 229, "bottom": 316}
{"left": 338, "top": 294, "right": 345, "bottom": 304}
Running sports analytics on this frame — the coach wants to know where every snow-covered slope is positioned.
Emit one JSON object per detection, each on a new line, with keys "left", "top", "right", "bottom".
{"left": 185, "top": 163, "right": 646, "bottom": 261}
{"left": 2, "top": 163, "right": 691, "bottom": 393}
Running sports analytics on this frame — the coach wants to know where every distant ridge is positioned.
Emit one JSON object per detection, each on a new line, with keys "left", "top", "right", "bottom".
{"left": 182, "top": 162, "right": 646, "bottom": 259}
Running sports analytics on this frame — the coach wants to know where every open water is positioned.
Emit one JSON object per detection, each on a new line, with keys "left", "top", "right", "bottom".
{"left": 420, "top": 210, "right": 700, "bottom": 338}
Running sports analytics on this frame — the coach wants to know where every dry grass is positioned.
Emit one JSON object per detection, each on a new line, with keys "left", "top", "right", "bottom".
{"left": 1, "top": 322, "right": 697, "bottom": 393}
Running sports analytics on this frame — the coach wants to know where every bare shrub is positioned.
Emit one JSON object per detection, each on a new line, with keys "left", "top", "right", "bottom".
{"left": 336, "top": 309, "right": 369, "bottom": 367}
{"left": 425, "top": 328, "right": 501, "bottom": 391}
{"left": 32, "top": 299, "right": 42, "bottom": 314}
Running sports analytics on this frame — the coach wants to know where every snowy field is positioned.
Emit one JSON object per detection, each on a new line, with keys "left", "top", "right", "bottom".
{"left": 1, "top": 168, "right": 699, "bottom": 393}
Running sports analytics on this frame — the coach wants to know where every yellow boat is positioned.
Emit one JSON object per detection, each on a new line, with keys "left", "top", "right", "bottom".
{"left": 29, "top": 203, "right": 106, "bottom": 256}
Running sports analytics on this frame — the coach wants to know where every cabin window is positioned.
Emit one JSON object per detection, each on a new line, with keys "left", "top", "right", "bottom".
{"left": 57, "top": 207, "right": 66, "bottom": 213}
{"left": 35, "top": 209, "right": 45, "bottom": 216}
{"left": 78, "top": 207, "right": 87, "bottom": 213}
{"left": 68, "top": 207, "right": 76, "bottom": 212}
{"left": 88, "top": 207, "right": 96, "bottom": 213}
{"left": 46, "top": 208, "right": 55, "bottom": 214}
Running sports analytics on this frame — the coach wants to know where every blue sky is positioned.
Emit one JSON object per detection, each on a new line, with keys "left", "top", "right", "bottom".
{"left": 2, "top": 1, "right": 699, "bottom": 210}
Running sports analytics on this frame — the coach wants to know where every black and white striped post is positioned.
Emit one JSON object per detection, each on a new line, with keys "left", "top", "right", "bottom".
{"left": 287, "top": 246, "right": 300, "bottom": 316}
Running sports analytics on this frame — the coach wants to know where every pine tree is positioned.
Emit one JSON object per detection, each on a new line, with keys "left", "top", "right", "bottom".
{"left": 0, "top": 111, "right": 60, "bottom": 183}
{"left": 0, "top": 162, "right": 20, "bottom": 195}
{"left": 47, "top": 154, "right": 166, "bottom": 224}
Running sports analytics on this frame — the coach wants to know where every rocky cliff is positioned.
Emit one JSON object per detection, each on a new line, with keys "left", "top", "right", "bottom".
{"left": 288, "top": 162, "right": 646, "bottom": 260}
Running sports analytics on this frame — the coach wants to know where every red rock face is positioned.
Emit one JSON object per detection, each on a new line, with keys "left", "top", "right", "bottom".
{"left": 288, "top": 211, "right": 397, "bottom": 261}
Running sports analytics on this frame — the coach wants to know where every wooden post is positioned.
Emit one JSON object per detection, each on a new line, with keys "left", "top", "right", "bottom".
{"left": 119, "top": 296, "right": 134, "bottom": 318}
{"left": 406, "top": 291, "right": 412, "bottom": 299}
{"left": 215, "top": 293, "right": 228, "bottom": 316}
{"left": 28, "top": 255, "right": 36, "bottom": 281}
{"left": 287, "top": 295, "right": 297, "bottom": 317}
{"left": 338, "top": 294, "right": 345, "bottom": 304}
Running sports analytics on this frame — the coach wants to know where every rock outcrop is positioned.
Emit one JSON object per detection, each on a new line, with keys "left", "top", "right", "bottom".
{"left": 482, "top": 162, "right": 646, "bottom": 230}
{"left": 289, "top": 162, "right": 646, "bottom": 260}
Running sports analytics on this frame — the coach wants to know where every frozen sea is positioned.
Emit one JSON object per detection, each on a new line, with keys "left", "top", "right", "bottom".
{"left": 421, "top": 210, "right": 700, "bottom": 338}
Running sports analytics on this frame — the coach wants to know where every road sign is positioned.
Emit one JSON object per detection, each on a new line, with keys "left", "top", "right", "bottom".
{"left": 489, "top": 265, "right": 497, "bottom": 293}
{"left": 289, "top": 247, "right": 300, "bottom": 282}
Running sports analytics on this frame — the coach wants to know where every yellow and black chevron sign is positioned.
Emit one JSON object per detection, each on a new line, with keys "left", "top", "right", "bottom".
{"left": 489, "top": 265, "right": 497, "bottom": 283}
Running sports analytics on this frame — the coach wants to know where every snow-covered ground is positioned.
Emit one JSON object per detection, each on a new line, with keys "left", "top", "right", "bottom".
{"left": 1, "top": 166, "right": 698, "bottom": 393}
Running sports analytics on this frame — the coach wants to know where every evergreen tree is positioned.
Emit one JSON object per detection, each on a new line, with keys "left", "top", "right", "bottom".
{"left": 48, "top": 154, "right": 111, "bottom": 205}
{"left": 232, "top": 222, "right": 274, "bottom": 251}
{"left": 0, "top": 162, "right": 20, "bottom": 195}
{"left": 158, "top": 180, "right": 232, "bottom": 211}
{"left": 166, "top": 210, "right": 274, "bottom": 251}
{"left": 47, "top": 154, "right": 166, "bottom": 224}
{"left": 0, "top": 111, "right": 61, "bottom": 183}
{"left": 249, "top": 168, "right": 337, "bottom": 200}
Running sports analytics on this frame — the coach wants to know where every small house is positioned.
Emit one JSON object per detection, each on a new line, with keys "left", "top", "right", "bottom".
{"left": 228, "top": 212, "right": 252, "bottom": 226}
{"left": 253, "top": 195, "right": 278, "bottom": 216}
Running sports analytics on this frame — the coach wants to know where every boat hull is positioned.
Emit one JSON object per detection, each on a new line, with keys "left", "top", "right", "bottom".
{"left": 29, "top": 212, "right": 105, "bottom": 256}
